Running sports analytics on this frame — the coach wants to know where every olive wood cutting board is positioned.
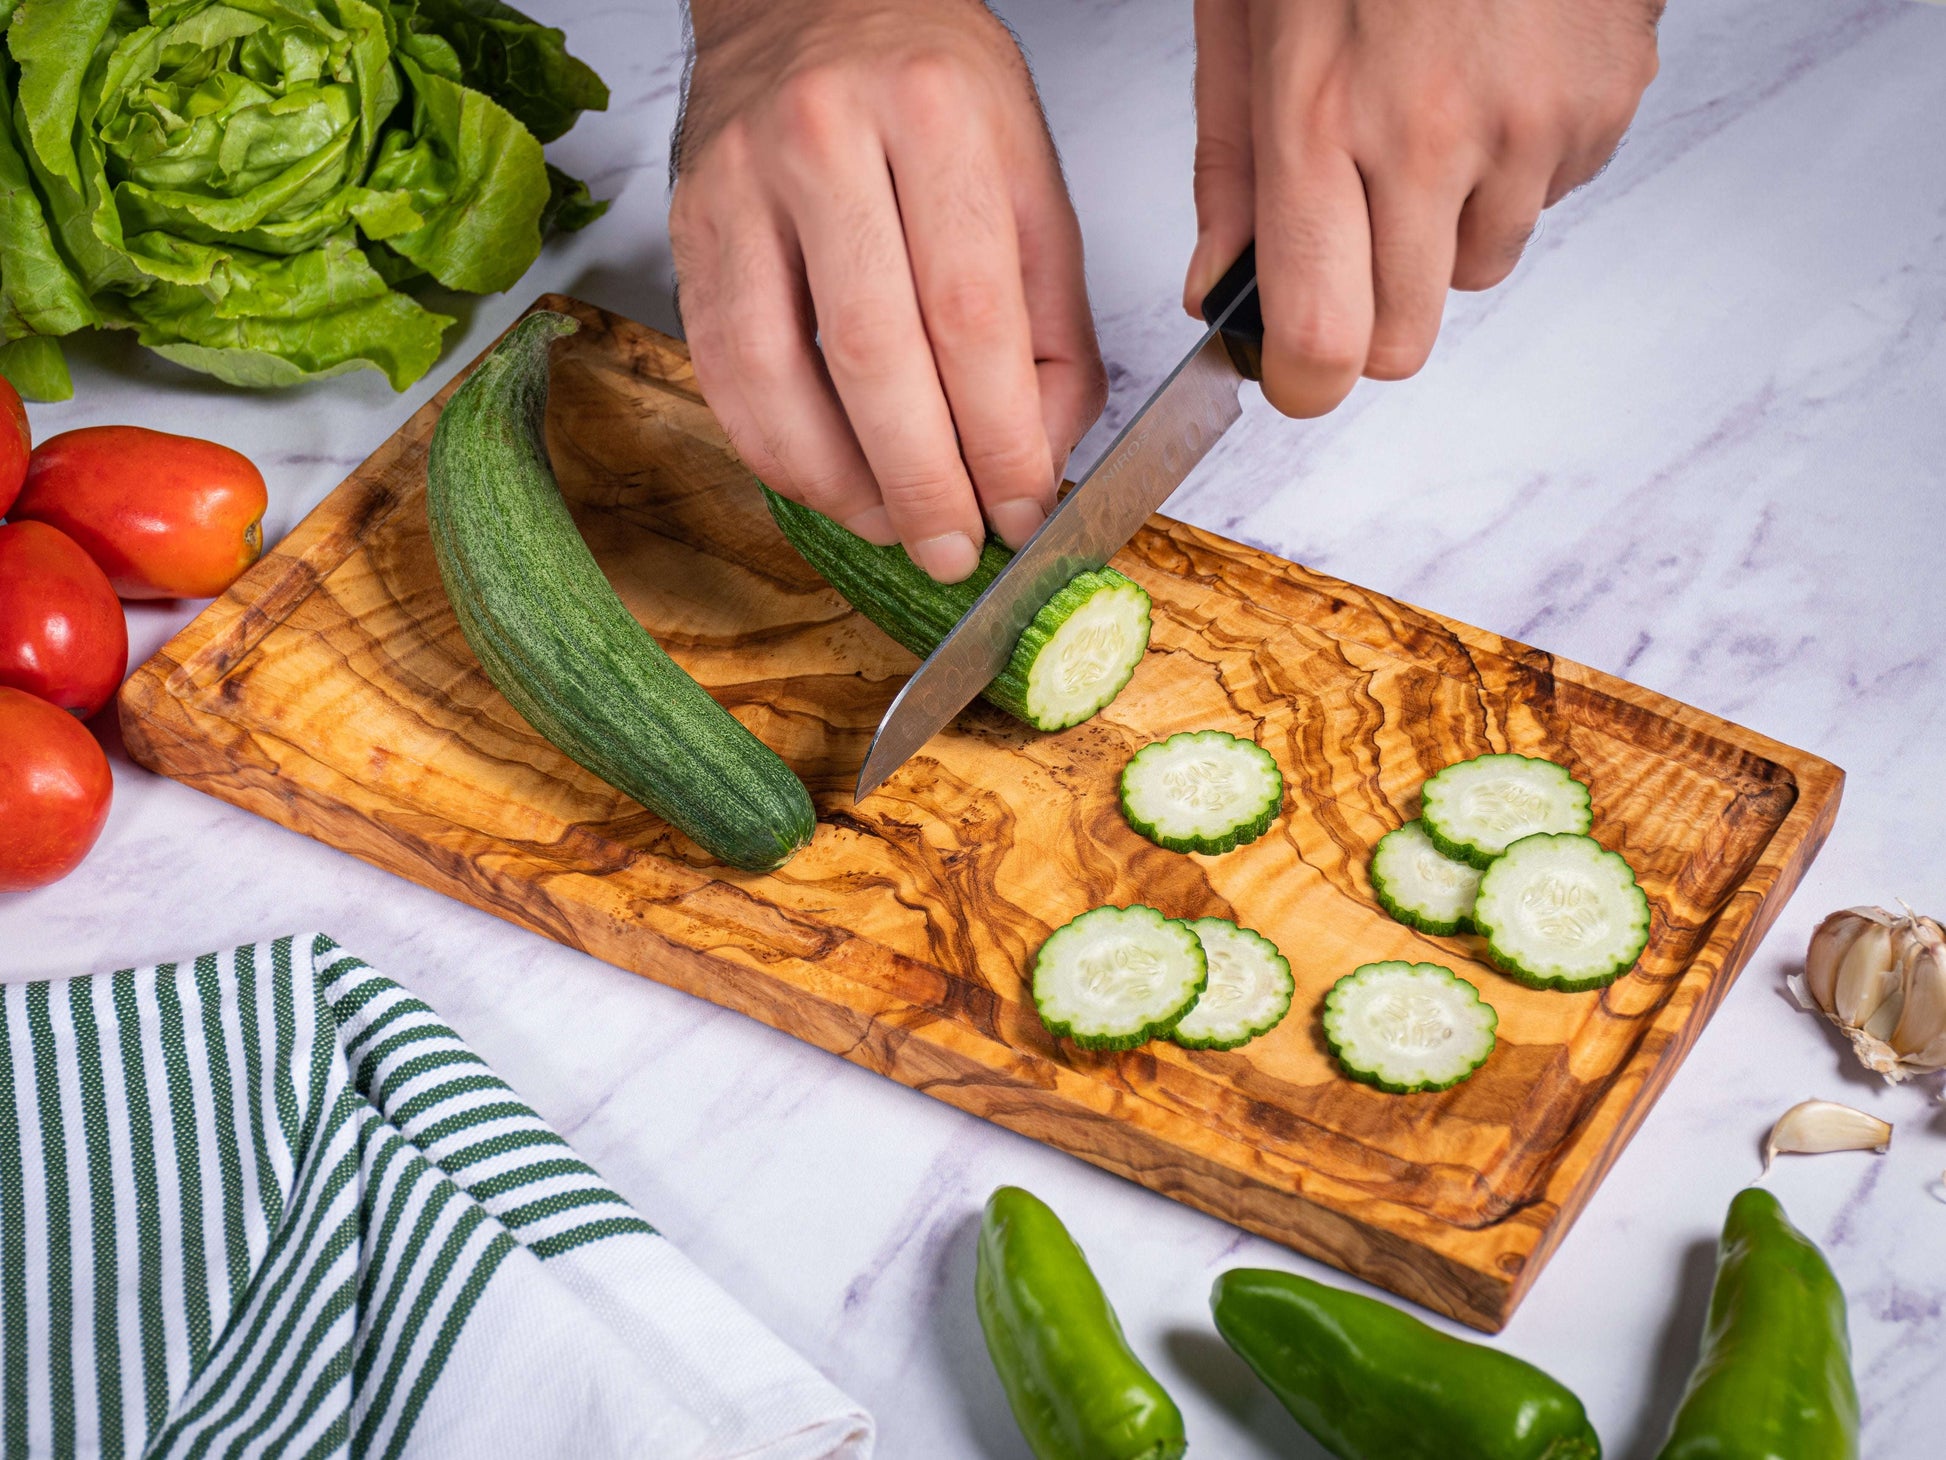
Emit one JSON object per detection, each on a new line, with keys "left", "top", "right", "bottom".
{"left": 119, "top": 296, "right": 1843, "bottom": 1331}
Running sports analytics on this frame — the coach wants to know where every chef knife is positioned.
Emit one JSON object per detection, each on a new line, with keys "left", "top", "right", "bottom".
{"left": 853, "top": 245, "right": 1266, "bottom": 801}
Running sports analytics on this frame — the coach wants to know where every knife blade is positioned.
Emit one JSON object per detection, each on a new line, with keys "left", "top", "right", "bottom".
{"left": 853, "top": 246, "right": 1264, "bottom": 801}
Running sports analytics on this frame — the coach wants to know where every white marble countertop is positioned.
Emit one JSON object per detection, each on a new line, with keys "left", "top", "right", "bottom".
{"left": 5, "top": 0, "right": 1944, "bottom": 1453}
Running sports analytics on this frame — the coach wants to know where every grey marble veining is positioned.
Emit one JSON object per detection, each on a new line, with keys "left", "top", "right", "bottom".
{"left": 4, "top": 1, "right": 1944, "bottom": 1454}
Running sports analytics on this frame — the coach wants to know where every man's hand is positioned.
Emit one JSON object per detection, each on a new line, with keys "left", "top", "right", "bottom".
{"left": 672, "top": 0, "right": 1106, "bottom": 583}
{"left": 1186, "top": 0, "right": 1662, "bottom": 417}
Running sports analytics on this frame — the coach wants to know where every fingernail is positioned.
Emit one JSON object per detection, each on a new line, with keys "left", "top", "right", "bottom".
{"left": 1184, "top": 238, "right": 1215, "bottom": 315}
{"left": 843, "top": 506, "right": 897, "bottom": 545}
{"left": 987, "top": 498, "right": 1047, "bottom": 549}
{"left": 909, "top": 531, "right": 980, "bottom": 584}
{"left": 1051, "top": 446, "right": 1074, "bottom": 489}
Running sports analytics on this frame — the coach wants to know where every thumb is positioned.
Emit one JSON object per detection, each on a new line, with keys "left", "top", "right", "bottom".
{"left": 1185, "top": 0, "right": 1255, "bottom": 315}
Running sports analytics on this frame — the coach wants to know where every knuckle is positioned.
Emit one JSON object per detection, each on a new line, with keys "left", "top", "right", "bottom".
{"left": 1495, "top": 93, "right": 1559, "bottom": 156}
{"left": 892, "top": 51, "right": 976, "bottom": 124}
{"left": 1277, "top": 318, "right": 1366, "bottom": 381}
{"left": 772, "top": 66, "right": 856, "bottom": 162}
{"left": 1392, "top": 78, "right": 1471, "bottom": 161}
{"left": 925, "top": 276, "right": 1011, "bottom": 347}
{"left": 817, "top": 303, "right": 906, "bottom": 379}
{"left": 720, "top": 421, "right": 783, "bottom": 483}
{"left": 1452, "top": 249, "right": 1518, "bottom": 292}
{"left": 962, "top": 431, "right": 1045, "bottom": 485}
{"left": 667, "top": 182, "right": 702, "bottom": 240}
{"left": 707, "top": 116, "right": 758, "bottom": 174}
{"left": 1193, "top": 131, "right": 1252, "bottom": 185}
{"left": 723, "top": 317, "right": 804, "bottom": 384}
{"left": 1639, "top": 44, "right": 1662, "bottom": 90}
{"left": 785, "top": 467, "right": 863, "bottom": 518}
{"left": 666, "top": 191, "right": 716, "bottom": 269}
{"left": 879, "top": 469, "right": 964, "bottom": 521}
{"left": 1362, "top": 335, "right": 1431, "bottom": 382}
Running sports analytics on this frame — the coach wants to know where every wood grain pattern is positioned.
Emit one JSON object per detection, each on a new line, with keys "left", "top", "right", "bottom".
{"left": 119, "top": 297, "right": 1843, "bottom": 1331}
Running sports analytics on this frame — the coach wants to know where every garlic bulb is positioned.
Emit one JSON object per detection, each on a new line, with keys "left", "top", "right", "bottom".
{"left": 1763, "top": 1099, "right": 1893, "bottom": 1171}
{"left": 1792, "top": 905, "right": 1946, "bottom": 1080}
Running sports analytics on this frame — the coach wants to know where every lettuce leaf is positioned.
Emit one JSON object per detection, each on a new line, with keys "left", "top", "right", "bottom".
{"left": 128, "top": 228, "right": 453, "bottom": 390}
{"left": 540, "top": 161, "right": 606, "bottom": 235}
{"left": 366, "top": 50, "right": 548, "bottom": 295}
{"left": 0, "top": 0, "right": 606, "bottom": 391}
{"left": 402, "top": 0, "right": 608, "bottom": 144}
{"left": 0, "top": 334, "right": 74, "bottom": 400}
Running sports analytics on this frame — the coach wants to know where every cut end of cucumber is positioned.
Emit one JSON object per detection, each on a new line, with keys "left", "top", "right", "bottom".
{"left": 1370, "top": 820, "right": 1483, "bottom": 936}
{"left": 1018, "top": 569, "right": 1153, "bottom": 731}
{"left": 1171, "top": 919, "right": 1295, "bottom": 1050}
{"left": 1473, "top": 832, "right": 1652, "bottom": 991}
{"left": 1032, "top": 905, "right": 1207, "bottom": 1051}
{"left": 1120, "top": 730, "right": 1283, "bottom": 855}
{"left": 1420, "top": 753, "right": 1592, "bottom": 868}
{"left": 1322, "top": 961, "right": 1498, "bottom": 1093}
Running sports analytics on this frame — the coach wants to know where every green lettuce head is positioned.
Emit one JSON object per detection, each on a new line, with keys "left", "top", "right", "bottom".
{"left": 0, "top": 0, "right": 606, "bottom": 395}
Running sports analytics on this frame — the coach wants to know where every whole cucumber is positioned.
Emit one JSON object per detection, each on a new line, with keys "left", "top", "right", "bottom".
{"left": 426, "top": 311, "right": 817, "bottom": 871}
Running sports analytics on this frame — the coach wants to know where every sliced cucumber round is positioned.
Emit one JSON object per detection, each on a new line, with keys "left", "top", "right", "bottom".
{"left": 1322, "top": 961, "right": 1498, "bottom": 1093}
{"left": 1420, "top": 753, "right": 1592, "bottom": 868}
{"left": 1018, "top": 569, "right": 1154, "bottom": 731}
{"left": 1171, "top": 919, "right": 1295, "bottom": 1051}
{"left": 1032, "top": 906, "right": 1208, "bottom": 1051}
{"left": 1370, "top": 820, "right": 1483, "bottom": 936}
{"left": 1472, "top": 832, "right": 1651, "bottom": 991}
{"left": 1120, "top": 730, "right": 1283, "bottom": 855}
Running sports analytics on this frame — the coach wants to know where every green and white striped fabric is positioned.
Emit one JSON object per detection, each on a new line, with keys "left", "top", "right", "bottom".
{"left": 0, "top": 935, "right": 873, "bottom": 1460}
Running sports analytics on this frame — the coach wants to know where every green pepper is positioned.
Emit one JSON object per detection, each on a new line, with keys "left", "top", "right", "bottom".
{"left": 1657, "top": 1187, "right": 1859, "bottom": 1460}
{"left": 975, "top": 1187, "right": 1187, "bottom": 1460}
{"left": 1211, "top": 1268, "right": 1600, "bottom": 1460}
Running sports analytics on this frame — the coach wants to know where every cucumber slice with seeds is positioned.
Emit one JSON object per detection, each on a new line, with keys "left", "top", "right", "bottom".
{"left": 1370, "top": 820, "right": 1483, "bottom": 936}
{"left": 1323, "top": 961, "right": 1498, "bottom": 1093}
{"left": 1032, "top": 906, "right": 1208, "bottom": 1051}
{"left": 1120, "top": 731, "right": 1283, "bottom": 855}
{"left": 1171, "top": 919, "right": 1295, "bottom": 1050}
{"left": 1473, "top": 832, "right": 1651, "bottom": 991}
{"left": 1015, "top": 571, "right": 1154, "bottom": 730}
{"left": 1420, "top": 753, "right": 1592, "bottom": 868}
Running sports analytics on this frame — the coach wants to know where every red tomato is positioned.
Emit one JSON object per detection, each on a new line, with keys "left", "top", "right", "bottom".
{"left": 14, "top": 426, "right": 268, "bottom": 599}
{"left": 0, "top": 686, "right": 113, "bottom": 892}
{"left": 0, "top": 377, "right": 27, "bottom": 518}
{"left": 0, "top": 522, "right": 128, "bottom": 717}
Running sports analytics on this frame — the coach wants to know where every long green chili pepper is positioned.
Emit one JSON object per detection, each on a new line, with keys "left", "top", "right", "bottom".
{"left": 975, "top": 1187, "right": 1187, "bottom": 1460}
{"left": 1656, "top": 1187, "right": 1859, "bottom": 1460}
{"left": 1211, "top": 1268, "right": 1601, "bottom": 1460}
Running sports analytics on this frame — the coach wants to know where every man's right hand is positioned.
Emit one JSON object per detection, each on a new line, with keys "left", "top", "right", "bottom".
{"left": 672, "top": 0, "right": 1107, "bottom": 584}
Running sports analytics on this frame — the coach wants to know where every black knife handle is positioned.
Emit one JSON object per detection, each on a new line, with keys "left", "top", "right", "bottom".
{"left": 1199, "top": 242, "right": 1262, "bottom": 381}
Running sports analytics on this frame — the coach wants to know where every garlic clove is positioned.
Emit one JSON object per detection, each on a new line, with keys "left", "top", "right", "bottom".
{"left": 1896, "top": 1027, "right": 1946, "bottom": 1072}
{"left": 1764, "top": 1099, "right": 1893, "bottom": 1171}
{"left": 1805, "top": 907, "right": 1893, "bottom": 1013}
{"left": 1832, "top": 919, "right": 1900, "bottom": 1029}
{"left": 1889, "top": 917, "right": 1946, "bottom": 1065}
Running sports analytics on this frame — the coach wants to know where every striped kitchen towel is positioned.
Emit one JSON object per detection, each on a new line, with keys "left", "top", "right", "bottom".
{"left": 0, "top": 934, "right": 874, "bottom": 1459}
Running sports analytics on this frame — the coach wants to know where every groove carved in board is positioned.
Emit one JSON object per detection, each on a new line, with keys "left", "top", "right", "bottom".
{"left": 119, "top": 296, "right": 1843, "bottom": 1330}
